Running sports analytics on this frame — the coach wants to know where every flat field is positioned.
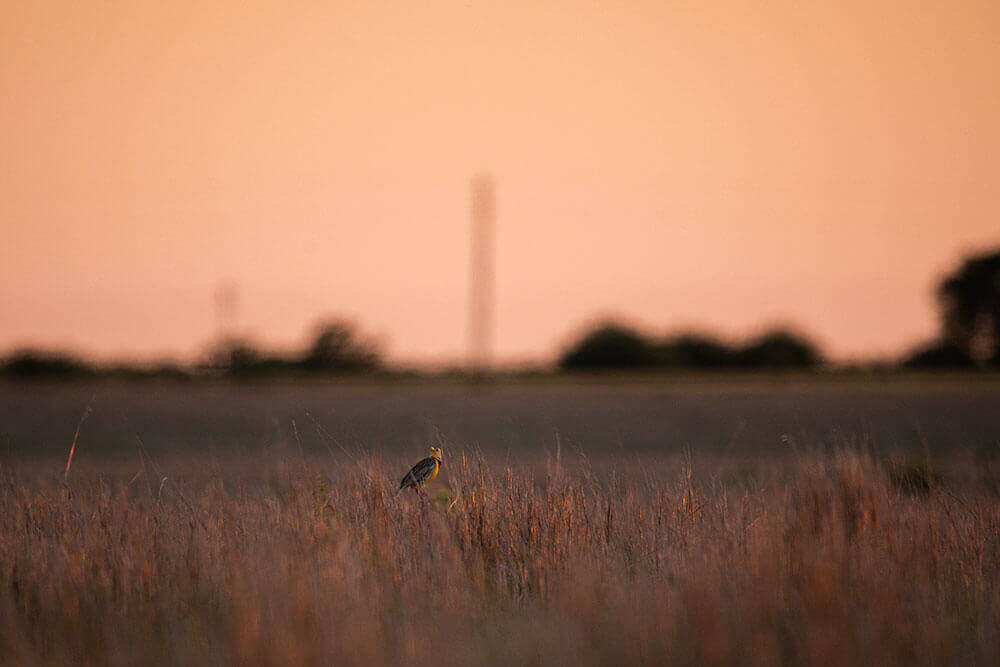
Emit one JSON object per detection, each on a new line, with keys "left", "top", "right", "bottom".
{"left": 0, "top": 377, "right": 998, "bottom": 665}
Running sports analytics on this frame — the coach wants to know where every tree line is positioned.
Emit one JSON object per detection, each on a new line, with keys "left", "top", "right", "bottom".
{"left": 902, "top": 248, "right": 1000, "bottom": 368}
{"left": 0, "top": 319, "right": 381, "bottom": 380}
{"left": 559, "top": 325, "right": 821, "bottom": 371}
{"left": 2, "top": 247, "right": 998, "bottom": 378}
{"left": 558, "top": 247, "right": 1000, "bottom": 372}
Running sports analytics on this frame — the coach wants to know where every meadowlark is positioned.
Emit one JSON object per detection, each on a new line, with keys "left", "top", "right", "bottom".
{"left": 397, "top": 446, "right": 442, "bottom": 494}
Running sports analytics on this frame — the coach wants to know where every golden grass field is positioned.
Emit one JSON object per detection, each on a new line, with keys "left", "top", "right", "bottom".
{"left": 1, "top": 443, "right": 998, "bottom": 666}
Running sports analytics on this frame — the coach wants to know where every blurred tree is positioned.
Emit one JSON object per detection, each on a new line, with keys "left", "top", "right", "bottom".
{"left": 734, "top": 330, "right": 822, "bottom": 369}
{"left": 902, "top": 341, "right": 974, "bottom": 369}
{"left": 936, "top": 249, "right": 1000, "bottom": 365}
{"left": 205, "top": 338, "right": 265, "bottom": 376}
{"left": 0, "top": 350, "right": 91, "bottom": 378}
{"left": 559, "top": 322, "right": 654, "bottom": 370}
{"left": 300, "top": 319, "right": 381, "bottom": 372}
{"left": 561, "top": 323, "right": 824, "bottom": 371}
{"left": 655, "top": 334, "right": 734, "bottom": 369}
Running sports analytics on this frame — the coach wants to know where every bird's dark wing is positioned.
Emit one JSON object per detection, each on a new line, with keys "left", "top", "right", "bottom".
{"left": 399, "top": 456, "right": 436, "bottom": 490}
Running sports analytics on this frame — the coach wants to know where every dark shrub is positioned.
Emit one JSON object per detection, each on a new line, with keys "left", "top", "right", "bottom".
{"left": 902, "top": 341, "right": 976, "bottom": 369}
{"left": 655, "top": 334, "right": 735, "bottom": 369}
{"left": 0, "top": 350, "right": 92, "bottom": 379}
{"left": 936, "top": 249, "right": 1000, "bottom": 365}
{"left": 559, "top": 322, "right": 655, "bottom": 370}
{"left": 300, "top": 320, "right": 381, "bottom": 372}
{"left": 204, "top": 338, "right": 271, "bottom": 376}
{"left": 889, "top": 460, "right": 942, "bottom": 496}
{"left": 734, "top": 330, "right": 822, "bottom": 369}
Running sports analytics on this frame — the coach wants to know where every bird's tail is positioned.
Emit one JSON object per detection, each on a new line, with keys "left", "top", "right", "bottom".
{"left": 396, "top": 472, "right": 415, "bottom": 495}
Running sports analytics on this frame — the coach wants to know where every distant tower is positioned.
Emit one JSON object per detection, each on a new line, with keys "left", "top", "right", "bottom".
{"left": 468, "top": 173, "right": 495, "bottom": 372}
{"left": 214, "top": 282, "right": 239, "bottom": 340}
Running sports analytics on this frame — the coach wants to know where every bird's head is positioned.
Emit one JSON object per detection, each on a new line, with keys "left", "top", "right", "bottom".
{"left": 430, "top": 446, "right": 442, "bottom": 461}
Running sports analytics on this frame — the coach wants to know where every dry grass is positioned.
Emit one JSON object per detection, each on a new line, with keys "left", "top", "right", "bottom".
{"left": 1, "top": 448, "right": 998, "bottom": 666}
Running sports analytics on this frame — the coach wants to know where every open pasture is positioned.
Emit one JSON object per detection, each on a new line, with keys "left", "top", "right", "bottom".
{"left": 1, "top": 377, "right": 999, "bottom": 665}
{"left": 2, "top": 376, "right": 999, "bottom": 461}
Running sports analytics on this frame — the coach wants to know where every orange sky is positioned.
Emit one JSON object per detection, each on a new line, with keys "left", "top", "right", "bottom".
{"left": 2, "top": 0, "right": 998, "bottom": 364}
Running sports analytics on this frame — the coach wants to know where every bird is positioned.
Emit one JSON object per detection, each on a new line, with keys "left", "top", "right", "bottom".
{"left": 397, "top": 446, "right": 442, "bottom": 495}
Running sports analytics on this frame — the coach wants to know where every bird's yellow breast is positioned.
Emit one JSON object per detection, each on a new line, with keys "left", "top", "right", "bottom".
{"left": 425, "top": 459, "right": 440, "bottom": 485}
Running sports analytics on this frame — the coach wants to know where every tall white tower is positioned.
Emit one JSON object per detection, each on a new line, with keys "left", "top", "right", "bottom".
{"left": 468, "top": 173, "right": 495, "bottom": 372}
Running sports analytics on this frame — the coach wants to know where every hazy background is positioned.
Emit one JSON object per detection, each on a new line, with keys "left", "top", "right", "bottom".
{"left": 3, "top": 0, "right": 999, "bottom": 365}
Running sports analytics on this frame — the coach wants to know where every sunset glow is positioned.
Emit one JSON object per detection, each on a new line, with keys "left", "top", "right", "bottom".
{"left": 3, "top": 0, "right": 998, "bottom": 363}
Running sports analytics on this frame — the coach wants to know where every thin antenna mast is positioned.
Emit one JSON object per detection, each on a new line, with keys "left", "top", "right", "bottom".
{"left": 468, "top": 173, "right": 495, "bottom": 373}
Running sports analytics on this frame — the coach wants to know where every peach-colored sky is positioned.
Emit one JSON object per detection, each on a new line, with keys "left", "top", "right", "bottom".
{"left": 2, "top": 0, "right": 998, "bottom": 364}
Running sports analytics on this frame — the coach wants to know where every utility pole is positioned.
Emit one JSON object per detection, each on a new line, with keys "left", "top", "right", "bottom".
{"left": 468, "top": 173, "right": 495, "bottom": 373}
{"left": 214, "top": 282, "right": 239, "bottom": 341}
